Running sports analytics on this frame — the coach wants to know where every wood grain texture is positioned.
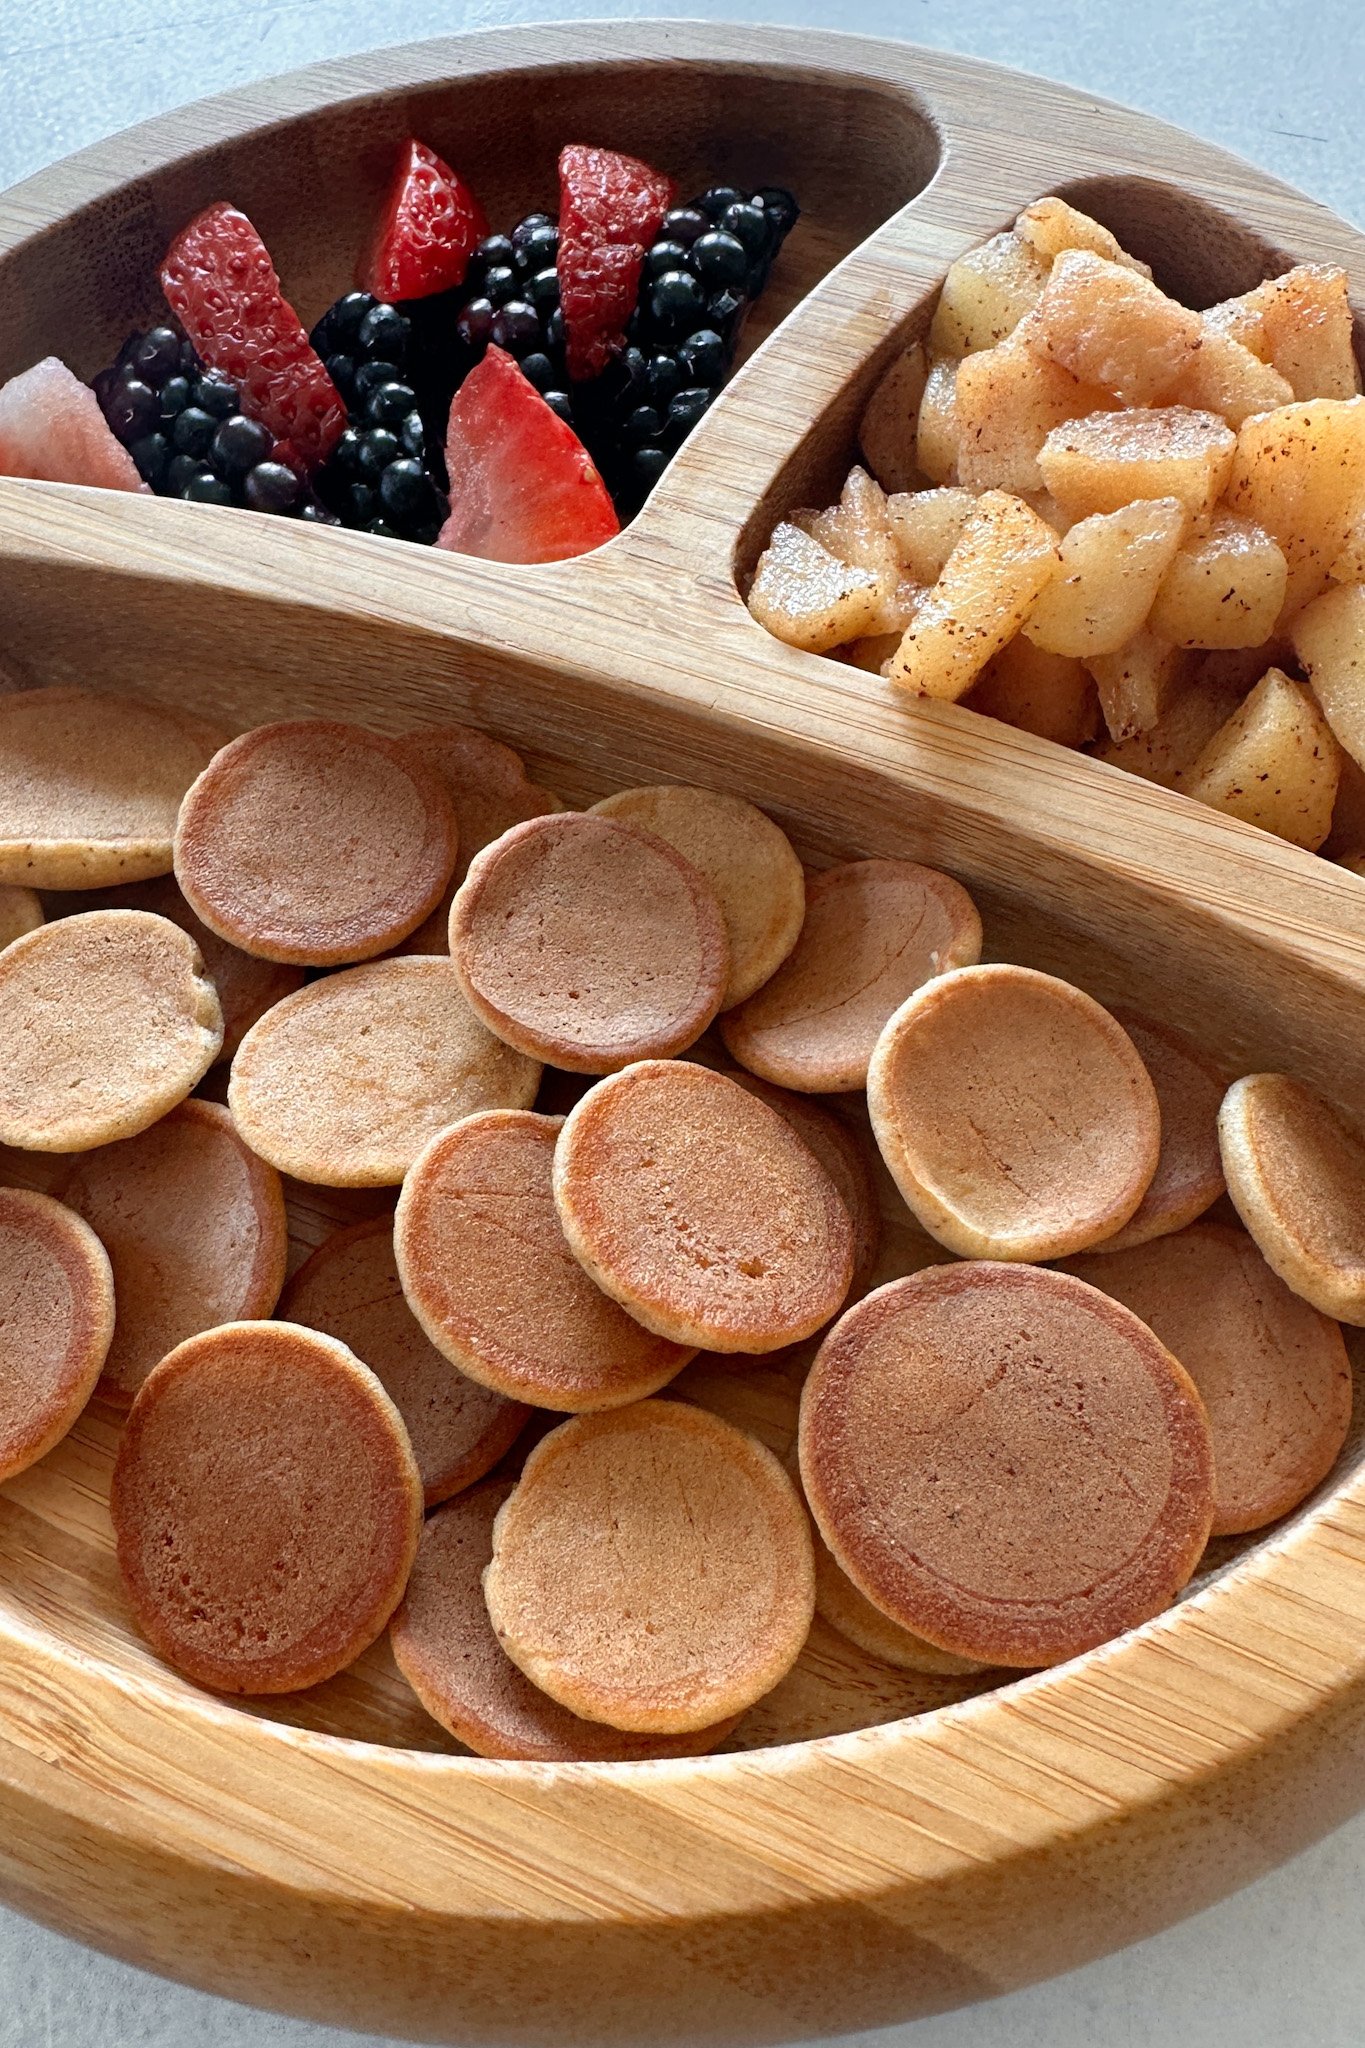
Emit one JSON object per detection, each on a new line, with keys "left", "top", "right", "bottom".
{"left": 0, "top": 20, "right": 1364, "bottom": 2043}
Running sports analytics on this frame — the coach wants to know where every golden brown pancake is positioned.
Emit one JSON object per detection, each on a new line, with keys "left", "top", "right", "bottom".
{"left": 0, "top": 910, "right": 223, "bottom": 1151}
{"left": 282, "top": 1218, "right": 528, "bottom": 1505}
{"left": 174, "top": 720, "right": 457, "bottom": 966}
{"left": 392, "top": 724, "right": 562, "bottom": 953}
{"left": 799, "top": 1263, "right": 1215, "bottom": 1667}
{"left": 229, "top": 955, "right": 540, "bottom": 1186}
{"left": 52, "top": 875, "right": 304, "bottom": 1061}
{"left": 0, "top": 1187, "right": 114, "bottom": 1479}
{"left": 868, "top": 965, "right": 1160, "bottom": 1260}
{"left": 450, "top": 812, "right": 728, "bottom": 1072}
{"left": 1065, "top": 1223, "right": 1351, "bottom": 1535}
{"left": 0, "top": 687, "right": 228, "bottom": 888}
{"left": 811, "top": 1522, "right": 987, "bottom": 1676}
{"left": 395, "top": 1111, "right": 694, "bottom": 1410}
{"left": 1096, "top": 1010, "right": 1225, "bottom": 1251}
{"left": 391, "top": 1478, "right": 742, "bottom": 1758}
{"left": 0, "top": 885, "right": 42, "bottom": 950}
{"left": 484, "top": 1402, "right": 815, "bottom": 1732}
{"left": 58, "top": 1098, "right": 288, "bottom": 1408}
{"left": 721, "top": 1069, "right": 883, "bottom": 1300}
{"left": 589, "top": 785, "right": 804, "bottom": 1006}
{"left": 553, "top": 1061, "right": 855, "bottom": 1352}
{"left": 111, "top": 1320, "right": 422, "bottom": 1694}
{"left": 1219, "top": 1073, "right": 1365, "bottom": 1323}
{"left": 721, "top": 859, "right": 982, "bottom": 1092}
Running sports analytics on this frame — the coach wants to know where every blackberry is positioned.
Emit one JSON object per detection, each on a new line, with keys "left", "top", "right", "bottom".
{"left": 93, "top": 322, "right": 325, "bottom": 519}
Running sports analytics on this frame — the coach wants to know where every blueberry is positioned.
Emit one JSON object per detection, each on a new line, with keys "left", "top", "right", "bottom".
{"left": 379, "top": 458, "right": 440, "bottom": 524}
{"left": 184, "top": 470, "right": 234, "bottom": 506}
{"left": 456, "top": 298, "right": 495, "bottom": 353}
{"left": 618, "top": 345, "right": 649, "bottom": 392}
{"left": 129, "top": 432, "right": 169, "bottom": 489}
{"left": 166, "top": 454, "right": 210, "bottom": 496}
{"left": 649, "top": 270, "right": 708, "bottom": 334}
{"left": 520, "top": 351, "right": 557, "bottom": 393}
{"left": 525, "top": 266, "right": 561, "bottom": 313}
{"left": 661, "top": 207, "right": 709, "bottom": 248}
{"left": 696, "top": 185, "right": 745, "bottom": 221}
{"left": 129, "top": 327, "right": 184, "bottom": 387}
{"left": 545, "top": 306, "right": 565, "bottom": 351}
{"left": 623, "top": 404, "right": 664, "bottom": 448}
{"left": 754, "top": 186, "right": 800, "bottom": 237}
{"left": 105, "top": 378, "right": 161, "bottom": 443}
{"left": 211, "top": 414, "right": 273, "bottom": 477}
{"left": 482, "top": 265, "right": 519, "bottom": 308}
{"left": 472, "top": 233, "right": 517, "bottom": 275}
{"left": 631, "top": 445, "right": 670, "bottom": 491}
{"left": 411, "top": 517, "right": 447, "bottom": 547}
{"left": 512, "top": 221, "right": 559, "bottom": 274}
{"left": 324, "top": 352, "right": 357, "bottom": 399}
{"left": 719, "top": 202, "right": 770, "bottom": 257}
{"left": 689, "top": 231, "right": 748, "bottom": 291}
{"left": 366, "top": 381, "right": 417, "bottom": 428}
{"left": 399, "top": 410, "right": 426, "bottom": 457}
{"left": 299, "top": 499, "right": 337, "bottom": 524}
{"left": 194, "top": 374, "right": 239, "bottom": 419}
{"left": 342, "top": 482, "right": 377, "bottom": 528}
{"left": 354, "top": 359, "right": 402, "bottom": 401}
{"left": 358, "top": 302, "right": 410, "bottom": 362}
{"left": 646, "top": 352, "right": 683, "bottom": 409}
{"left": 243, "top": 462, "right": 302, "bottom": 514}
{"left": 330, "top": 428, "right": 364, "bottom": 477}
{"left": 678, "top": 328, "right": 726, "bottom": 387}
{"left": 178, "top": 338, "right": 200, "bottom": 373}
{"left": 542, "top": 391, "right": 574, "bottom": 425}
{"left": 355, "top": 429, "right": 401, "bottom": 480}
{"left": 171, "top": 406, "right": 217, "bottom": 457}
{"left": 329, "top": 292, "right": 376, "bottom": 345}
{"left": 667, "top": 387, "right": 713, "bottom": 440}
{"left": 159, "top": 374, "right": 193, "bottom": 420}
{"left": 709, "top": 287, "right": 747, "bottom": 328}
{"left": 645, "top": 240, "right": 690, "bottom": 281}
{"left": 491, "top": 302, "right": 542, "bottom": 357}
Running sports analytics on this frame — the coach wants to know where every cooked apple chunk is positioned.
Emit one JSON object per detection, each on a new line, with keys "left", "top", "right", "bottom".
{"left": 1086, "top": 627, "right": 1194, "bottom": 740}
{"left": 886, "top": 490, "right": 1061, "bottom": 701}
{"left": 916, "top": 358, "right": 961, "bottom": 484}
{"left": 747, "top": 523, "right": 887, "bottom": 653}
{"left": 928, "top": 232, "right": 1050, "bottom": 358}
{"left": 1038, "top": 407, "right": 1236, "bottom": 532}
{"left": 1291, "top": 580, "right": 1365, "bottom": 769}
{"left": 887, "top": 486, "right": 976, "bottom": 583}
{"left": 859, "top": 342, "right": 929, "bottom": 494}
{"left": 807, "top": 467, "right": 900, "bottom": 580}
{"left": 1171, "top": 323, "right": 1294, "bottom": 428}
{"left": 1209, "top": 265, "right": 1360, "bottom": 402}
{"left": 967, "top": 637, "right": 1101, "bottom": 747}
{"left": 1023, "top": 498, "right": 1183, "bottom": 658}
{"left": 1147, "top": 513, "right": 1288, "bottom": 649}
{"left": 1185, "top": 666, "right": 1341, "bottom": 848}
{"left": 1032, "top": 250, "right": 1203, "bottom": 405}
{"left": 1225, "top": 398, "right": 1365, "bottom": 616}
{"left": 1014, "top": 197, "right": 1151, "bottom": 276}
{"left": 955, "top": 338, "right": 1113, "bottom": 495}
{"left": 1093, "top": 662, "right": 1249, "bottom": 788}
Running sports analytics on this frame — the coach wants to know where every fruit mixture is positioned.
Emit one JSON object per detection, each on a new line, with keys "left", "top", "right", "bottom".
{"left": 747, "top": 195, "right": 1365, "bottom": 861}
{"left": 0, "top": 140, "right": 798, "bottom": 563}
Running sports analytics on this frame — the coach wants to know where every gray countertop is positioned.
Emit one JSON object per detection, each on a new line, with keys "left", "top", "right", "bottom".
{"left": 2, "top": 1, "right": 1362, "bottom": 2042}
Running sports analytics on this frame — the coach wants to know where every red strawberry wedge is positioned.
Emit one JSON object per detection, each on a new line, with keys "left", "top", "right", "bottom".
{"left": 436, "top": 345, "right": 619, "bottom": 565}
{"left": 161, "top": 203, "right": 346, "bottom": 470}
{"left": 558, "top": 144, "right": 676, "bottom": 383}
{"left": 361, "top": 139, "right": 489, "bottom": 301}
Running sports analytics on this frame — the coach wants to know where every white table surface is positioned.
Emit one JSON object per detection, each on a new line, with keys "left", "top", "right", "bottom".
{"left": 2, "top": 1, "right": 1363, "bottom": 2043}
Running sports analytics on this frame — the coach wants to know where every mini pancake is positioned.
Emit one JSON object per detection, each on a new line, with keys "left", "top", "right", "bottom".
{"left": 867, "top": 965, "right": 1160, "bottom": 1261}
{"left": 174, "top": 719, "right": 457, "bottom": 966}
{"left": 589, "top": 785, "right": 804, "bottom": 1007}
{"left": 450, "top": 812, "right": 728, "bottom": 1072}
{"left": 0, "top": 910, "right": 223, "bottom": 1151}
{"left": 799, "top": 1263, "right": 1214, "bottom": 1667}
{"left": 395, "top": 1111, "right": 694, "bottom": 1411}
{"left": 391, "top": 1479, "right": 741, "bottom": 1759}
{"left": 56, "top": 875, "right": 304, "bottom": 1062}
{"left": 553, "top": 1061, "right": 855, "bottom": 1352}
{"left": 1094, "top": 1010, "right": 1226, "bottom": 1251}
{"left": 720, "top": 859, "right": 982, "bottom": 1092}
{"left": 484, "top": 1401, "right": 815, "bottom": 1733}
{"left": 812, "top": 1525, "right": 987, "bottom": 1677}
{"left": 0, "top": 686, "right": 229, "bottom": 888}
{"left": 0, "top": 885, "right": 42, "bottom": 950}
{"left": 392, "top": 723, "right": 562, "bottom": 953}
{"left": 229, "top": 956, "right": 540, "bottom": 1187}
{"left": 58, "top": 1098, "right": 288, "bottom": 1408}
{"left": 0, "top": 1188, "right": 114, "bottom": 1480}
{"left": 111, "top": 1320, "right": 422, "bottom": 1695}
{"left": 721, "top": 1069, "right": 883, "bottom": 1299}
{"left": 283, "top": 1218, "right": 529, "bottom": 1504}
{"left": 1219, "top": 1073, "right": 1365, "bottom": 1324}
{"left": 1065, "top": 1223, "right": 1351, "bottom": 1535}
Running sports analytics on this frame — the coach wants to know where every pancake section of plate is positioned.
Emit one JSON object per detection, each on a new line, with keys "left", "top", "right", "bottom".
{"left": 0, "top": 1187, "right": 114, "bottom": 1479}
{"left": 1219, "top": 1072, "right": 1365, "bottom": 1323}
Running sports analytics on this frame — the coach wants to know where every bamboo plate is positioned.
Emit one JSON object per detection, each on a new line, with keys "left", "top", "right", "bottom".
{"left": 0, "top": 19, "right": 1363, "bottom": 2043}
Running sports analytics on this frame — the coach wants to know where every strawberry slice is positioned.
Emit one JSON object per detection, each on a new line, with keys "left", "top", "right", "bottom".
{"left": 558, "top": 144, "right": 676, "bottom": 383}
{"left": 436, "top": 345, "right": 619, "bottom": 564}
{"left": 161, "top": 203, "right": 345, "bottom": 469}
{"left": 360, "top": 139, "right": 489, "bottom": 301}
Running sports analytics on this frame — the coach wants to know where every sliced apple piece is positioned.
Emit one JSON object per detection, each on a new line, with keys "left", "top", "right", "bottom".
{"left": 955, "top": 338, "right": 1114, "bottom": 495}
{"left": 1023, "top": 498, "right": 1183, "bottom": 658}
{"left": 1291, "top": 580, "right": 1365, "bottom": 769}
{"left": 967, "top": 637, "right": 1101, "bottom": 747}
{"left": 1185, "top": 666, "right": 1340, "bottom": 848}
{"left": 1148, "top": 512, "right": 1289, "bottom": 649}
{"left": 886, "top": 490, "right": 1062, "bottom": 701}
{"left": 1013, "top": 197, "right": 1151, "bottom": 275}
{"left": 886, "top": 486, "right": 976, "bottom": 583}
{"left": 1086, "top": 627, "right": 1194, "bottom": 740}
{"left": 1031, "top": 250, "right": 1203, "bottom": 405}
{"left": 928, "top": 232, "right": 1050, "bottom": 358}
{"left": 1039, "top": 406, "right": 1236, "bottom": 533}
{"left": 859, "top": 342, "right": 929, "bottom": 494}
{"left": 747, "top": 523, "right": 886, "bottom": 653}
{"left": 1225, "top": 398, "right": 1365, "bottom": 617}
{"left": 916, "top": 357, "right": 961, "bottom": 485}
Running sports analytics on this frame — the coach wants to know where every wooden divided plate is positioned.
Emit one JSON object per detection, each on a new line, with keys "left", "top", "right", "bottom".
{"left": 0, "top": 19, "right": 1363, "bottom": 2042}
